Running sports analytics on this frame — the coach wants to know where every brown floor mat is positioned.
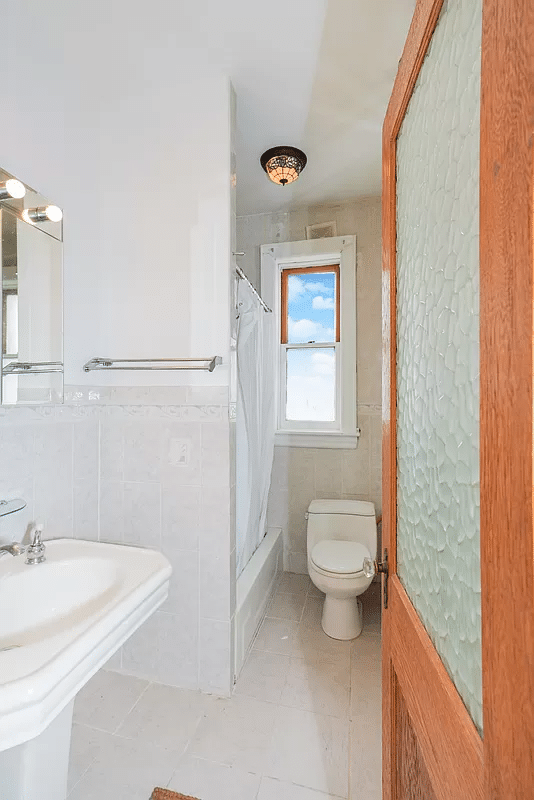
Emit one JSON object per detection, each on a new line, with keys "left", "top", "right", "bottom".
{"left": 151, "top": 790, "right": 200, "bottom": 800}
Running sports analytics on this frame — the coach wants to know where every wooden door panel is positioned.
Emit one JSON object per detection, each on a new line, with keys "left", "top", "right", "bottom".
{"left": 388, "top": 579, "right": 483, "bottom": 800}
{"left": 383, "top": 0, "right": 534, "bottom": 797}
{"left": 395, "top": 679, "right": 436, "bottom": 800}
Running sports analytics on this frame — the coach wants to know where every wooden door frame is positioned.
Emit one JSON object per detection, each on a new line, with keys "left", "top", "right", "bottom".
{"left": 382, "top": 0, "right": 534, "bottom": 797}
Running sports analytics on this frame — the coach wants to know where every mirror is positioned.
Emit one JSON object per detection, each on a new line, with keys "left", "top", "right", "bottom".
{"left": 0, "top": 167, "right": 63, "bottom": 404}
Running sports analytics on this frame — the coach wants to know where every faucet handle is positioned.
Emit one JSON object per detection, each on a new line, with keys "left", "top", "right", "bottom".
{"left": 31, "top": 522, "right": 44, "bottom": 546}
{"left": 26, "top": 523, "right": 46, "bottom": 564}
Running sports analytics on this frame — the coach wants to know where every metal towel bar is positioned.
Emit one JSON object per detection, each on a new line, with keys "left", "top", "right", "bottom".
{"left": 83, "top": 357, "right": 222, "bottom": 373}
{"left": 2, "top": 361, "right": 63, "bottom": 375}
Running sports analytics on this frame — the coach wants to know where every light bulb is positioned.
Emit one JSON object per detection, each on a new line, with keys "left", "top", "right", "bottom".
{"left": 22, "top": 205, "right": 63, "bottom": 224}
{"left": 0, "top": 179, "right": 26, "bottom": 200}
{"left": 45, "top": 205, "right": 63, "bottom": 222}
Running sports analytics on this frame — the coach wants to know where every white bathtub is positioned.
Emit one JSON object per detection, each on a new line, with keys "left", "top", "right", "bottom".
{"left": 234, "top": 527, "right": 283, "bottom": 678}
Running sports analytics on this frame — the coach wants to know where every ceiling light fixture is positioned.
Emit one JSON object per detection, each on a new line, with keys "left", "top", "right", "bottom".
{"left": 0, "top": 179, "right": 26, "bottom": 200}
{"left": 22, "top": 205, "right": 63, "bottom": 224}
{"left": 260, "top": 146, "right": 307, "bottom": 186}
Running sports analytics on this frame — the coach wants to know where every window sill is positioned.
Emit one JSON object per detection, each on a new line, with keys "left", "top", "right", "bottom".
{"left": 274, "top": 431, "right": 360, "bottom": 449}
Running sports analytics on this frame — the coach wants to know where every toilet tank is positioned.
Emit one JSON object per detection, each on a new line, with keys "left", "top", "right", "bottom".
{"left": 306, "top": 499, "right": 377, "bottom": 558}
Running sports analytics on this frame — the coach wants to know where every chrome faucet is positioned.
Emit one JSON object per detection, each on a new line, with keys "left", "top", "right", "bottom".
{"left": 0, "top": 541, "right": 26, "bottom": 558}
{"left": 0, "top": 523, "right": 46, "bottom": 564}
{"left": 25, "top": 523, "right": 46, "bottom": 565}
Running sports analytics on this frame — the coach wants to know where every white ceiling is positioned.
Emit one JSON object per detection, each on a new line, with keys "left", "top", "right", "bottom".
{"left": 6, "top": 0, "right": 415, "bottom": 216}
{"left": 232, "top": 0, "right": 417, "bottom": 215}
{"left": 82, "top": 0, "right": 415, "bottom": 216}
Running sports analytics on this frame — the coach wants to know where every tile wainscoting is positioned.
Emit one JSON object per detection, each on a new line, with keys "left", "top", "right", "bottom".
{"left": 0, "top": 385, "right": 234, "bottom": 695}
{"left": 267, "top": 404, "right": 382, "bottom": 573}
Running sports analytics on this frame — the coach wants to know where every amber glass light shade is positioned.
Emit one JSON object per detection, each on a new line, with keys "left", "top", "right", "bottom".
{"left": 260, "top": 146, "right": 307, "bottom": 186}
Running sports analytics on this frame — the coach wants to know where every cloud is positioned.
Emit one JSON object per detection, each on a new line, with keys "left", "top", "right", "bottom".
{"left": 312, "top": 295, "right": 335, "bottom": 310}
{"left": 286, "top": 347, "right": 336, "bottom": 421}
{"left": 312, "top": 350, "right": 335, "bottom": 375}
{"left": 287, "top": 317, "right": 335, "bottom": 343}
{"left": 286, "top": 374, "right": 335, "bottom": 422}
{"left": 287, "top": 275, "right": 306, "bottom": 303}
{"left": 304, "top": 280, "right": 334, "bottom": 295}
{"left": 287, "top": 275, "right": 335, "bottom": 304}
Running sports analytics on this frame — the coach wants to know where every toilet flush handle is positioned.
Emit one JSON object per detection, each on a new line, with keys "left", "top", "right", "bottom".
{"left": 363, "top": 549, "right": 389, "bottom": 609}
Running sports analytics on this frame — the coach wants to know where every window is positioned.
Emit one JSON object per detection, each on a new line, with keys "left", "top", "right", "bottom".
{"left": 281, "top": 265, "right": 339, "bottom": 426}
{"left": 261, "top": 236, "right": 358, "bottom": 448}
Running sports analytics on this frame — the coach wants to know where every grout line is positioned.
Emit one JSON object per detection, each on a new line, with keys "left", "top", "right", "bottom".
{"left": 67, "top": 755, "right": 97, "bottom": 798}
{"left": 111, "top": 680, "right": 152, "bottom": 736}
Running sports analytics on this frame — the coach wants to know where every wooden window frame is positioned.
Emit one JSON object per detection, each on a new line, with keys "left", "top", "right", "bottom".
{"left": 280, "top": 264, "right": 340, "bottom": 344}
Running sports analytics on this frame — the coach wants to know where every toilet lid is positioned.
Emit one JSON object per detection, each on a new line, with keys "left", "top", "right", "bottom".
{"left": 311, "top": 540, "right": 370, "bottom": 574}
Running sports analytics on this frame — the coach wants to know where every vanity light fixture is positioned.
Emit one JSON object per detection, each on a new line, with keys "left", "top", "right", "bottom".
{"left": 0, "top": 179, "right": 26, "bottom": 200}
{"left": 260, "top": 146, "right": 307, "bottom": 186}
{"left": 22, "top": 205, "right": 63, "bottom": 224}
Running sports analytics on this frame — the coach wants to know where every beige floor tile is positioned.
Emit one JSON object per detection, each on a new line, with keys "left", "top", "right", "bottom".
{"left": 276, "top": 572, "right": 312, "bottom": 596}
{"left": 291, "top": 622, "right": 352, "bottom": 664}
{"left": 267, "top": 591, "right": 306, "bottom": 621}
{"left": 350, "top": 635, "right": 381, "bottom": 720}
{"left": 234, "top": 650, "right": 291, "bottom": 703}
{"left": 253, "top": 617, "right": 300, "bottom": 655}
{"left": 73, "top": 670, "right": 148, "bottom": 733}
{"left": 188, "top": 694, "right": 277, "bottom": 774}
{"left": 300, "top": 596, "right": 324, "bottom": 629}
{"left": 168, "top": 755, "right": 260, "bottom": 800}
{"left": 68, "top": 737, "right": 178, "bottom": 800}
{"left": 69, "top": 572, "right": 383, "bottom": 800}
{"left": 267, "top": 705, "right": 349, "bottom": 798}
{"left": 258, "top": 776, "right": 344, "bottom": 800}
{"left": 116, "top": 683, "right": 212, "bottom": 752}
{"left": 349, "top": 713, "right": 381, "bottom": 800}
{"left": 68, "top": 724, "right": 113, "bottom": 793}
{"left": 280, "top": 654, "right": 350, "bottom": 719}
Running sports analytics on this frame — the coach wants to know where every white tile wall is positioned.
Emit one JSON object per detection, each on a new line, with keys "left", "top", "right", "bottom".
{"left": 0, "top": 385, "right": 233, "bottom": 695}
{"left": 238, "top": 198, "right": 383, "bottom": 572}
{"left": 267, "top": 407, "right": 382, "bottom": 572}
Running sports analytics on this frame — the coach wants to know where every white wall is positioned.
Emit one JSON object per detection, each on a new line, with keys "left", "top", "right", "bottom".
{"left": 237, "top": 198, "right": 382, "bottom": 571}
{"left": 0, "top": 4, "right": 235, "bottom": 694}
{"left": 3, "top": 2, "right": 232, "bottom": 387}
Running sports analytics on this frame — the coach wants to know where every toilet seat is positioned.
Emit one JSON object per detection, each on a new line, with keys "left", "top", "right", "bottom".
{"left": 311, "top": 540, "right": 370, "bottom": 576}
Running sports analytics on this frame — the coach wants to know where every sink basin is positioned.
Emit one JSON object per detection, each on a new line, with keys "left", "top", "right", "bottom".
{"left": 0, "top": 538, "right": 171, "bottom": 752}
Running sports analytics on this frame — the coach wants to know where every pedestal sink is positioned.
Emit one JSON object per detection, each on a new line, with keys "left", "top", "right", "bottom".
{"left": 0, "top": 538, "right": 171, "bottom": 800}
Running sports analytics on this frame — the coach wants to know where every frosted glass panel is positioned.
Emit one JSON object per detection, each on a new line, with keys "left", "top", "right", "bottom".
{"left": 396, "top": 0, "right": 482, "bottom": 731}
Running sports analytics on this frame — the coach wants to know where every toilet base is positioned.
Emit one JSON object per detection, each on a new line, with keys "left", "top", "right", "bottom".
{"left": 321, "top": 595, "right": 363, "bottom": 640}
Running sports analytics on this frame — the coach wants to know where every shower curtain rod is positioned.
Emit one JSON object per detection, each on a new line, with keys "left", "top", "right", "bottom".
{"left": 235, "top": 266, "right": 272, "bottom": 313}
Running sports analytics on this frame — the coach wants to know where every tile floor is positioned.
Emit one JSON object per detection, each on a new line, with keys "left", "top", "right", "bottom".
{"left": 68, "top": 575, "right": 382, "bottom": 800}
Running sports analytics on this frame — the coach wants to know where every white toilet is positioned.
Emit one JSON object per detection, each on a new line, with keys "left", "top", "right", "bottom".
{"left": 307, "top": 499, "right": 377, "bottom": 640}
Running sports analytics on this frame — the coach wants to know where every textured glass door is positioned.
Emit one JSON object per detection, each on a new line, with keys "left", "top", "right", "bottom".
{"left": 395, "top": 0, "right": 483, "bottom": 732}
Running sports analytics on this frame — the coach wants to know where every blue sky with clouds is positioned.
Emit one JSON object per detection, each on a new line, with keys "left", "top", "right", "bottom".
{"left": 286, "top": 272, "right": 336, "bottom": 343}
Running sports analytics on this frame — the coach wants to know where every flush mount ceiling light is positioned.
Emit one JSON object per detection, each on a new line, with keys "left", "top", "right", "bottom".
{"left": 22, "top": 205, "right": 63, "bottom": 224}
{"left": 260, "top": 146, "right": 307, "bottom": 186}
{"left": 0, "top": 179, "right": 26, "bottom": 200}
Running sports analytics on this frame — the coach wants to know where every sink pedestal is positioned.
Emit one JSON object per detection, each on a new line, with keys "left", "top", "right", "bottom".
{"left": 0, "top": 538, "right": 171, "bottom": 799}
{"left": 0, "top": 700, "right": 73, "bottom": 800}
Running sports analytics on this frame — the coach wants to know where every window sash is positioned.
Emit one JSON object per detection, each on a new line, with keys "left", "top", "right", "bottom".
{"left": 279, "top": 341, "right": 341, "bottom": 431}
{"left": 280, "top": 264, "right": 340, "bottom": 345}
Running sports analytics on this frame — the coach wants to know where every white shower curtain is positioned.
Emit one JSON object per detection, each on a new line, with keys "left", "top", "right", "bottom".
{"left": 235, "top": 277, "right": 276, "bottom": 576}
